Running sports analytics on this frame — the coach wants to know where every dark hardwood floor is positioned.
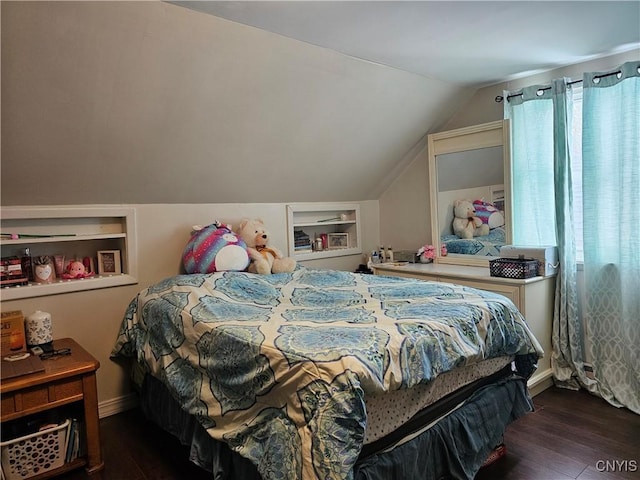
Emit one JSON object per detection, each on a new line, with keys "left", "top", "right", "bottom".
{"left": 475, "top": 387, "right": 639, "bottom": 480}
{"left": 58, "top": 387, "right": 639, "bottom": 480}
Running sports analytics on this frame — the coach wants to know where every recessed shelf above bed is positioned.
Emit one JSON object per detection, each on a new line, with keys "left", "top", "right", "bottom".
{"left": 286, "top": 203, "right": 362, "bottom": 260}
{"left": 0, "top": 206, "right": 138, "bottom": 300}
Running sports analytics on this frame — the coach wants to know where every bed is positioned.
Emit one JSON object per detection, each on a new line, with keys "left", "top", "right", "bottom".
{"left": 442, "top": 227, "right": 506, "bottom": 256}
{"left": 111, "top": 267, "right": 542, "bottom": 480}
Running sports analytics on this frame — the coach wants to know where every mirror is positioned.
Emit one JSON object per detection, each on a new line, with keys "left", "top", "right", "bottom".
{"left": 428, "top": 120, "right": 511, "bottom": 267}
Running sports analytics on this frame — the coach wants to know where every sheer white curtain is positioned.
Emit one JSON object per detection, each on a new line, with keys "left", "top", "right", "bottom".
{"left": 581, "top": 62, "right": 640, "bottom": 413}
{"left": 505, "top": 86, "right": 557, "bottom": 246}
{"left": 505, "top": 61, "right": 640, "bottom": 413}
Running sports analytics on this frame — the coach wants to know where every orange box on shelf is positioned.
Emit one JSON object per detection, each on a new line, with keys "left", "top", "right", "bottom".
{"left": 1, "top": 310, "right": 26, "bottom": 356}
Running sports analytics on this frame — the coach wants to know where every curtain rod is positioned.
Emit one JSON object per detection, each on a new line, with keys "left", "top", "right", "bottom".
{"left": 495, "top": 70, "right": 622, "bottom": 103}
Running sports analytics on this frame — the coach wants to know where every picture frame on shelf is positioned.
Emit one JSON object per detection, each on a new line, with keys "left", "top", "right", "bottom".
{"left": 97, "top": 250, "right": 121, "bottom": 275}
{"left": 327, "top": 233, "right": 349, "bottom": 249}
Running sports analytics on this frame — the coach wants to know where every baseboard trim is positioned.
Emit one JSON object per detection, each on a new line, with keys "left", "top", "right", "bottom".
{"left": 98, "top": 393, "right": 139, "bottom": 418}
{"left": 527, "top": 368, "right": 554, "bottom": 397}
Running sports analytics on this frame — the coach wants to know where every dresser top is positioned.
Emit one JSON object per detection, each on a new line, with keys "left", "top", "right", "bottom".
{"left": 372, "top": 261, "right": 551, "bottom": 285}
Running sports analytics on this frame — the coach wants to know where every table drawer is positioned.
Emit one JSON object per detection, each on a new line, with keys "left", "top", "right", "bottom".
{"left": 1, "top": 395, "right": 16, "bottom": 417}
{"left": 51, "top": 377, "right": 84, "bottom": 402}
{"left": 447, "top": 278, "right": 521, "bottom": 310}
{"left": 1, "top": 377, "right": 83, "bottom": 419}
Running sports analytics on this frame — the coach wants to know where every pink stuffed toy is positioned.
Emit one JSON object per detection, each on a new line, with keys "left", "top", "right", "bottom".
{"left": 62, "top": 260, "right": 94, "bottom": 279}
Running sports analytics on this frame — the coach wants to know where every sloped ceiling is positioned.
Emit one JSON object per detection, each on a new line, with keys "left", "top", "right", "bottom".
{"left": 171, "top": 1, "right": 640, "bottom": 85}
{"left": 1, "top": 1, "right": 638, "bottom": 206}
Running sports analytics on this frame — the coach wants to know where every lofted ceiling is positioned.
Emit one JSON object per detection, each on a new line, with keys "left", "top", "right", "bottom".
{"left": 171, "top": 1, "right": 640, "bottom": 87}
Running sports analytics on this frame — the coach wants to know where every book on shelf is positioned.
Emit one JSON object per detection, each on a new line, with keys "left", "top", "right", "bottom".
{"left": 65, "top": 418, "right": 83, "bottom": 463}
{"left": 63, "top": 418, "right": 73, "bottom": 461}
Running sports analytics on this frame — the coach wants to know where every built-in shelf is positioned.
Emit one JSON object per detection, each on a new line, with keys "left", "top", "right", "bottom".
{"left": 0, "top": 274, "right": 137, "bottom": 301}
{"left": 1, "top": 206, "right": 138, "bottom": 300}
{"left": 286, "top": 203, "right": 362, "bottom": 261}
{"left": 1, "top": 233, "right": 127, "bottom": 245}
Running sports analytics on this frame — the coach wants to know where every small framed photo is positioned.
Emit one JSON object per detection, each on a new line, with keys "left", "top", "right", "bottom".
{"left": 97, "top": 250, "right": 122, "bottom": 275}
{"left": 327, "top": 233, "right": 349, "bottom": 249}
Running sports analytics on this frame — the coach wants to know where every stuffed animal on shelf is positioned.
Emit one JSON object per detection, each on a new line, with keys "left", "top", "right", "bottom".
{"left": 236, "top": 218, "right": 296, "bottom": 275}
{"left": 182, "top": 221, "right": 250, "bottom": 274}
{"left": 62, "top": 260, "right": 94, "bottom": 279}
{"left": 452, "top": 199, "right": 490, "bottom": 239}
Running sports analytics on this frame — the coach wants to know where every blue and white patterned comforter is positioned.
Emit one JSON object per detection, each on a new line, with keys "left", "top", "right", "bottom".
{"left": 442, "top": 227, "right": 506, "bottom": 256}
{"left": 111, "top": 267, "right": 543, "bottom": 480}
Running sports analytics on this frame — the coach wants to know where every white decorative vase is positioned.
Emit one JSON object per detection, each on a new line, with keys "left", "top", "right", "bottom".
{"left": 25, "top": 310, "right": 53, "bottom": 348}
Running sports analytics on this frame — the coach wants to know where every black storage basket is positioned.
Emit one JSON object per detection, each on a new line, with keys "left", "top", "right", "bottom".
{"left": 489, "top": 257, "right": 538, "bottom": 279}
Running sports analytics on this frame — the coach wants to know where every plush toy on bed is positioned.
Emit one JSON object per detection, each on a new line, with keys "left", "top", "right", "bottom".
{"left": 236, "top": 218, "right": 296, "bottom": 275}
{"left": 473, "top": 199, "right": 505, "bottom": 230}
{"left": 182, "top": 221, "right": 250, "bottom": 274}
{"left": 452, "top": 199, "right": 490, "bottom": 239}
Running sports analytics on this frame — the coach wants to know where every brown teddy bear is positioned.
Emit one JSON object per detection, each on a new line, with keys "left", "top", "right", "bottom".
{"left": 236, "top": 218, "right": 297, "bottom": 274}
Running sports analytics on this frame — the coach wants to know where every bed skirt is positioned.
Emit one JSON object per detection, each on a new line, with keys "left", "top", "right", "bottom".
{"left": 139, "top": 371, "right": 533, "bottom": 480}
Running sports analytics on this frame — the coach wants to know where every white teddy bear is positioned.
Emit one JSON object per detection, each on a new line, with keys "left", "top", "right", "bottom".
{"left": 452, "top": 199, "right": 490, "bottom": 239}
{"left": 236, "top": 218, "right": 296, "bottom": 274}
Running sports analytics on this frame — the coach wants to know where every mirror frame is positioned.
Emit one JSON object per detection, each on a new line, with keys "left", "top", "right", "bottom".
{"left": 428, "top": 120, "right": 511, "bottom": 267}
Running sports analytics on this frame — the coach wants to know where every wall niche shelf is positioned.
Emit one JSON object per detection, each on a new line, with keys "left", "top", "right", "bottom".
{"left": 0, "top": 206, "right": 138, "bottom": 300}
{"left": 287, "top": 203, "right": 362, "bottom": 261}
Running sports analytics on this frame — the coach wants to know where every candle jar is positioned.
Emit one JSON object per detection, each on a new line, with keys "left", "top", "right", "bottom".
{"left": 9, "top": 329, "right": 25, "bottom": 351}
{"left": 53, "top": 254, "right": 66, "bottom": 277}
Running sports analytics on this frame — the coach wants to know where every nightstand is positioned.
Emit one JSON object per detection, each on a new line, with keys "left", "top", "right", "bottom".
{"left": 1, "top": 338, "right": 104, "bottom": 478}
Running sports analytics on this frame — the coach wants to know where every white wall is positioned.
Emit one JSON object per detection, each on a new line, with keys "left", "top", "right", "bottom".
{"left": 1, "top": 1, "right": 467, "bottom": 206}
{"left": 378, "top": 141, "right": 431, "bottom": 253}
{"left": 1, "top": 201, "right": 378, "bottom": 414}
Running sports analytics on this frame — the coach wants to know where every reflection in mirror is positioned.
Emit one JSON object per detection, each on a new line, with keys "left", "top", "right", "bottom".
{"left": 427, "top": 120, "right": 511, "bottom": 267}
{"left": 437, "top": 146, "right": 507, "bottom": 257}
